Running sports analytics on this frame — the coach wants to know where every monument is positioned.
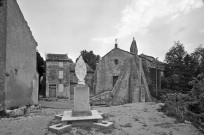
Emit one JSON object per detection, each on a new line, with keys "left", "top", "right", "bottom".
{"left": 61, "top": 55, "right": 102, "bottom": 123}
{"left": 49, "top": 56, "right": 113, "bottom": 134}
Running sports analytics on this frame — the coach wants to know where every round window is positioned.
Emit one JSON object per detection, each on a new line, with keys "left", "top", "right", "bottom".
{"left": 114, "top": 59, "right": 119, "bottom": 65}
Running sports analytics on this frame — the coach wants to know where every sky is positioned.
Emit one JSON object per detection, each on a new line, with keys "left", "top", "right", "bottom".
{"left": 16, "top": 0, "right": 204, "bottom": 62}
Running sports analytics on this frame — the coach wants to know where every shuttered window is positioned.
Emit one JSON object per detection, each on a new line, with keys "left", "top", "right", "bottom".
{"left": 59, "top": 71, "right": 63, "bottom": 79}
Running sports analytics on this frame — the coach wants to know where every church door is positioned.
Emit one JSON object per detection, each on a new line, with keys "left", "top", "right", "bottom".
{"left": 113, "top": 76, "right": 119, "bottom": 87}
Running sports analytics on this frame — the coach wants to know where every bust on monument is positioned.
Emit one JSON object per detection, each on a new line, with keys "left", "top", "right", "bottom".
{"left": 75, "top": 55, "right": 87, "bottom": 85}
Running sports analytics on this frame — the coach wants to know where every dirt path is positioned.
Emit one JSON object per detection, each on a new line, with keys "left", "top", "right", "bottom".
{"left": 0, "top": 102, "right": 202, "bottom": 135}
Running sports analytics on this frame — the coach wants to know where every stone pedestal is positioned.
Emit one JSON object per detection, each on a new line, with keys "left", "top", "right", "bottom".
{"left": 72, "top": 84, "right": 91, "bottom": 117}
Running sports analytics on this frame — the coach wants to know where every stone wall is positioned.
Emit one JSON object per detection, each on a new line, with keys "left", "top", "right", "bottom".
{"left": 0, "top": 0, "right": 6, "bottom": 110}
{"left": 95, "top": 48, "right": 133, "bottom": 94}
{"left": 4, "top": 0, "right": 37, "bottom": 109}
{"left": 142, "top": 58, "right": 162, "bottom": 91}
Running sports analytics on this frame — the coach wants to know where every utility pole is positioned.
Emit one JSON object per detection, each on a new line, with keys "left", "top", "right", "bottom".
{"left": 155, "top": 57, "right": 158, "bottom": 98}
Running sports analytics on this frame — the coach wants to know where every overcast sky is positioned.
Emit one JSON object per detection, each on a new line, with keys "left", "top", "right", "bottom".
{"left": 16, "top": 0, "right": 204, "bottom": 62}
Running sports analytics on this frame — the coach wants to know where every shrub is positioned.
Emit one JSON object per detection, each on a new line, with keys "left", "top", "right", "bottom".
{"left": 161, "top": 93, "right": 193, "bottom": 122}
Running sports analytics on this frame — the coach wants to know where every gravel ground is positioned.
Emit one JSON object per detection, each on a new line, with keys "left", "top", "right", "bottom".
{"left": 0, "top": 102, "right": 202, "bottom": 135}
{"left": 39, "top": 99, "right": 74, "bottom": 109}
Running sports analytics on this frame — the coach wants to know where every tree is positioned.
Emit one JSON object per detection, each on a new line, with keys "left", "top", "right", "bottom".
{"left": 191, "top": 45, "right": 204, "bottom": 76}
{"left": 164, "top": 41, "right": 193, "bottom": 92}
{"left": 37, "top": 51, "right": 45, "bottom": 77}
{"left": 182, "top": 54, "right": 197, "bottom": 92}
{"left": 76, "top": 50, "right": 100, "bottom": 71}
{"left": 37, "top": 51, "right": 45, "bottom": 96}
{"left": 165, "top": 41, "right": 186, "bottom": 77}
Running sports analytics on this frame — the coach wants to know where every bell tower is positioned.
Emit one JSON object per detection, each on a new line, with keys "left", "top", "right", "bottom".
{"left": 130, "top": 37, "right": 138, "bottom": 55}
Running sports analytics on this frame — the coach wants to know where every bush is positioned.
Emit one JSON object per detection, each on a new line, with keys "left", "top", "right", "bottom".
{"left": 149, "top": 85, "right": 175, "bottom": 101}
{"left": 161, "top": 93, "right": 193, "bottom": 122}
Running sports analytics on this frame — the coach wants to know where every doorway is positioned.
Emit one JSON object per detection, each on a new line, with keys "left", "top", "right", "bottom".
{"left": 113, "top": 76, "right": 119, "bottom": 87}
{"left": 49, "top": 84, "right": 56, "bottom": 97}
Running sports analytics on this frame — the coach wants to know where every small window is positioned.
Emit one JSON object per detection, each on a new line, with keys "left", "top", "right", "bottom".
{"left": 59, "top": 62, "right": 63, "bottom": 67}
{"left": 59, "top": 71, "right": 63, "bottom": 79}
{"left": 114, "top": 59, "right": 119, "bottom": 65}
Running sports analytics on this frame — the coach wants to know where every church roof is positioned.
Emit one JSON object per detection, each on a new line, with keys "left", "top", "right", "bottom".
{"left": 101, "top": 48, "right": 134, "bottom": 59}
{"left": 46, "top": 53, "right": 72, "bottom": 62}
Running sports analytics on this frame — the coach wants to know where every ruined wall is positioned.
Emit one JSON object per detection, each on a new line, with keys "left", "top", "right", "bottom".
{"left": 4, "top": 0, "right": 37, "bottom": 109}
{"left": 0, "top": 0, "right": 6, "bottom": 110}
{"left": 95, "top": 49, "right": 133, "bottom": 94}
{"left": 46, "top": 61, "right": 70, "bottom": 98}
{"left": 142, "top": 58, "right": 163, "bottom": 91}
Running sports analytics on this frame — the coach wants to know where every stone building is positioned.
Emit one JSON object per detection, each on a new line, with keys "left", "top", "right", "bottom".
{"left": 0, "top": 0, "right": 38, "bottom": 110}
{"left": 45, "top": 54, "right": 72, "bottom": 99}
{"left": 92, "top": 38, "right": 164, "bottom": 105}
{"left": 93, "top": 38, "right": 151, "bottom": 105}
{"left": 45, "top": 53, "right": 94, "bottom": 99}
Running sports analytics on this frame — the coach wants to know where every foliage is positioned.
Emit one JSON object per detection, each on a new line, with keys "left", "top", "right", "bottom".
{"left": 36, "top": 51, "right": 46, "bottom": 96}
{"left": 149, "top": 86, "right": 175, "bottom": 101}
{"left": 161, "top": 73, "right": 204, "bottom": 132}
{"left": 164, "top": 41, "right": 186, "bottom": 92}
{"left": 163, "top": 41, "right": 204, "bottom": 93}
{"left": 165, "top": 41, "right": 186, "bottom": 66}
{"left": 191, "top": 45, "right": 204, "bottom": 75}
{"left": 162, "top": 93, "right": 193, "bottom": 122}
{"left": 76, "top": 50, "right": 100, "bottom": 71}
{"left": 36, "top": 51, "right": 45, "bottom": 77}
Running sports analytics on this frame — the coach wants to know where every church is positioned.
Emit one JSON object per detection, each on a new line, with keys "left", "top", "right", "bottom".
{"left": 92, "top": 38, "right": 165, "bottom": 105}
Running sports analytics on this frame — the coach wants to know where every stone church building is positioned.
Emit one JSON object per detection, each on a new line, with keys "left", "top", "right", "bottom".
{"left": 0, "top": 0, "right": 38, "bottom": 110}
{"left": 92, "top": 38, "right": 165, "bottom": 105}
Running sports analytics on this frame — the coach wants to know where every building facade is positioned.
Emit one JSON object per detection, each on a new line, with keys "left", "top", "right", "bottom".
{"left": 93, "top": 38, "right": 151, "bottom": 105}
{"left": 0, "top": 0, "right": 38, "bottom": 110}
{"left": 45, "top": 54, "right": 72, "bottom": 99}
